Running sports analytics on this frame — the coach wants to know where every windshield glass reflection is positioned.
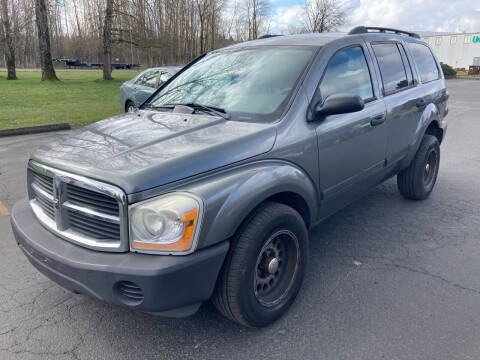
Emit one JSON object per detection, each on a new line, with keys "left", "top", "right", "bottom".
{"left": 147, "top": 47, "right": 315, "bottom": 122}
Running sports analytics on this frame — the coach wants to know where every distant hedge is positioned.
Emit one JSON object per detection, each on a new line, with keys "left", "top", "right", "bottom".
{"left": 441, "top": 63, "right": 457, "bottom": 77}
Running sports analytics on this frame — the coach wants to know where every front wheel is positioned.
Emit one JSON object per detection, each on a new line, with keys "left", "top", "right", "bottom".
{"left": 212, "top": 202, "right": 309, "bottom": 327}
{"left": 125, "top": 100, "right": 135, "bottom": 113}
{"left": 397, "top": 134, "right": 440, "bottom": 200}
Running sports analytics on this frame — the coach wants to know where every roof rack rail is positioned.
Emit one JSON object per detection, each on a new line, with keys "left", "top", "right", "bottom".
{"left": 257, "top": 34, "right": 282, "bottom": 39}
{"left": 348, "top": 26, "right": 420, "bottom": 39}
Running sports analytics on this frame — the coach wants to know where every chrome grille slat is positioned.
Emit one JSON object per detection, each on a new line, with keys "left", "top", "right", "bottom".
{"left": 63, "top": 201, "right": 120, "bottom": 224}
{"left": 36, "top": 196, "right": 55, "bottom": 219}
{"left": 27, "top": 160, "right": 128, "bottom": 252}
{"left": 32, "top": 172, "right": 53, "bottom": 193}
{"left": 31, "top": 182, "right": 54, "bottom": 202}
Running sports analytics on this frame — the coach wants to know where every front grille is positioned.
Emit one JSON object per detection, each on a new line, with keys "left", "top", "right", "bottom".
{"left": 27, "top": 161, "right": 127, "bottom": 251}
{"left": 32, "top": 171, "right": 53, "bottom": 194}
{"left": 67, "top": 210, "right": 121, "bottom": 240}
{"left": 36, "top": 194, "right": 55, "bottom": 219}
{"left": 66, "top": 184, "right": 119, "bottom": 216}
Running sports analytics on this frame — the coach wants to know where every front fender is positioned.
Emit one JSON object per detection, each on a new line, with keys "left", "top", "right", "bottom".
{"left": 182, "top": 160, "right": 320, "bottom": 249}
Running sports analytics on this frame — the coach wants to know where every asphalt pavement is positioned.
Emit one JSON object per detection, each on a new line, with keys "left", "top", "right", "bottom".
{"left": 0, "top": 79, "right": 479, "bottom": 360}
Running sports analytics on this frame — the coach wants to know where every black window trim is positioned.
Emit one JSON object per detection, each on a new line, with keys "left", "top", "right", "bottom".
{"left": 315, "top": 43, "right": 377, "bottom": 105}
{"left": 397, "top": 43, "right": 416, "bottom": 87}
{"left": 371, "top": 41, "right": 417, "bottom": 97}
{"left": 406, "top": 42, "right": 441, "bottom": 84}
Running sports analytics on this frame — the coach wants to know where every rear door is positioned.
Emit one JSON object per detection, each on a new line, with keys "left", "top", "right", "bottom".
{"left": 368, "top": 41, "right": 428, "bottom": 165}
{"left": 314, "top": 44, "right": 387, "bottom": 200}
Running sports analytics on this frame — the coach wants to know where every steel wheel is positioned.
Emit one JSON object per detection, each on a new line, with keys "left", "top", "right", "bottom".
{"left": 253, "top": 230, "right": 300, "bottom": 307}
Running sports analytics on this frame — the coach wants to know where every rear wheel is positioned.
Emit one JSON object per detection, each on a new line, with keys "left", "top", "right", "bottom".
{"left": 397, "top": 134, "right": 440, "bottom": 200}
{"left": 212, "top": 202, "right": 309, "bottom": 327}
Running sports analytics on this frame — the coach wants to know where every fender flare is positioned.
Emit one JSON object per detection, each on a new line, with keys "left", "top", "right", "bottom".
{"left": 400, "top": 103, "right": 441, "bottom": 169}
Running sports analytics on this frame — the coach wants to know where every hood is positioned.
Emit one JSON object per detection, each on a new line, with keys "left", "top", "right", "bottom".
{"left": 32, "top": 110, "right": 277, "bottom": 194}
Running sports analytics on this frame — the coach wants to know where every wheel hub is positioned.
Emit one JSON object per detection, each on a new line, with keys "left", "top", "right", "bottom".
{"left": 266, "top": 257, "right": 279, "bottom": 275}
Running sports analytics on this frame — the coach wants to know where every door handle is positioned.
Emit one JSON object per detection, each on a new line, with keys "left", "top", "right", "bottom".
{"left": 416, "top": 99, "right": 426, "bottom": 108}
{"left": 370, "top": 114, "right": 386, "bottom": 126}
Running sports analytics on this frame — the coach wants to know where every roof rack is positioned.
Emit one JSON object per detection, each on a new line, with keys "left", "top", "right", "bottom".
{"left": 348, "top": 26, "right": 420, "bottom": 39}
{"left": 257, "top": 34, "right": 282, "bottom": 39}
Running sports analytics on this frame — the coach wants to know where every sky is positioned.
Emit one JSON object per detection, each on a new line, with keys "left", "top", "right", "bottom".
{"left": 266, "top": 0, "right": 480, "bottom": 35}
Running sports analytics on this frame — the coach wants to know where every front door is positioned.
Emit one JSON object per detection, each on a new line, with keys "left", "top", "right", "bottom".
{"left": 134, "top": 69, "right": 160, "bottom": 105}
{"left": 314, "top": 45, "right": 387, "bottom": 201}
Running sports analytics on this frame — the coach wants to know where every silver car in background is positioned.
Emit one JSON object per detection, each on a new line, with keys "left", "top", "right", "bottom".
{"left": 120, "top": 66, "right": 181, "bottom": 112}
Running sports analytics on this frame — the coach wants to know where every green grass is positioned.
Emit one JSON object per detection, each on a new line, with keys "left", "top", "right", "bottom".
{"left": 0, "top": 70, "right": 140, "bottom": 130}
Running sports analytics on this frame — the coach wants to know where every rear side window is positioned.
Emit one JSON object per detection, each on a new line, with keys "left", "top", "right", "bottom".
{"left": 372, "top": 43, "right": 409, "bottom": 95}
{"left": 319, "top": 46, "right": 374, "bottom": 102}
{"left": 407, "top": 43, "right": 440, "bottom": 83}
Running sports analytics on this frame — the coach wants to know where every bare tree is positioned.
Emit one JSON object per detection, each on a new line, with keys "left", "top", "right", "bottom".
{"left": 103, "top": 0, "right": 114, "bottom": 80}
{"left": 246, "top": 0, "right": 269, "bottom": 40}
{"left": 0, "top": 0, "right": 16, "bottom": 79}
{"left": 35, "top": 0, "right": 58, "bottom": 80}
{"left": 303, "top": 0, "right": 346, "bottom": 33}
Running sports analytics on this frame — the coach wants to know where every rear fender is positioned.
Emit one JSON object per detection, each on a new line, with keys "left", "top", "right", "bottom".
{"left": 400, "top": 103, "right": 440, "bottom": 169}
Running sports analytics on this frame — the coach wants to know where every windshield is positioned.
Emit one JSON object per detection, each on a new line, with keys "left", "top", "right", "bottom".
{"left": 146, "top": 46, "right": 316, "bottom": 122}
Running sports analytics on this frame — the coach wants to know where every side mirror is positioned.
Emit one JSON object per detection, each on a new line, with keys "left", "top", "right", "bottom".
{"left": 310, "top": 93, "right": 364, "bottom": 121}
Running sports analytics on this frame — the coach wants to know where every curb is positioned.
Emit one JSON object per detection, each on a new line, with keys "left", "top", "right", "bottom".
{"left": 0, "top": 123, "right": 71, "bottom": 137}
{"left": 445, "top": 76, "right": 480, "bottom": 81}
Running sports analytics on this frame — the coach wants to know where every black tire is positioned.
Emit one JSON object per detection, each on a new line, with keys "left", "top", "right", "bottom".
{"left": 125, "top": 100, "right": 135, "bottom": 113}
{"left": 212, "top": 202, "right": 309, "bottom": 327}
{"left": 397, "top": 134, "right": 440, "bottom": 200}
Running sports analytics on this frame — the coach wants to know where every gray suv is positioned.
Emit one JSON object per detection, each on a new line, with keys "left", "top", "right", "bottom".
{"left": 11, "top": 26, "right": 448, "bottom": 327}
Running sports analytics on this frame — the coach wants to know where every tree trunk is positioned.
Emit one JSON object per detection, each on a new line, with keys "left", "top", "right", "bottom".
{"left": 102, "top": 0, "right": 113, "bottom": 80}
{"left": 34, "top": 0, "right": 58, "bottom": 81}
{"left": 0, "top": 0, "right": 16, "bottom": 80}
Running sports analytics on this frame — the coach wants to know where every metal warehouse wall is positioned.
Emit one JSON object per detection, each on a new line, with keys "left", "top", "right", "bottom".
{"left": 422, "top": 33, "right": 480, "bottom": 69}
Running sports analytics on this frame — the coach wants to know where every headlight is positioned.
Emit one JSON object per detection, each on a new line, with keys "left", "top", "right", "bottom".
{"left": 129, "top": 192, "right": 203, "bottom": 254}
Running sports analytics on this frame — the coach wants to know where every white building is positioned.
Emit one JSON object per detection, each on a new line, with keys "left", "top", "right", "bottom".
{"left": 420, "top": 32, "right": 480, "bottom": 69}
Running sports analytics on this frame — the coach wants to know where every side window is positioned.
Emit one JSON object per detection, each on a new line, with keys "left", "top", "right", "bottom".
{"left": 142, "top": 70, "right": 160, "bottom": 88}
{"left": 319, "top": 46, "right": 374, "bottom": 102}
{"left": 135, "top": 70, "right": 159, "bottom": 88}
{"left": 407, "top": 43, "right": 440, "bottom": 83}
{"left": 134, "top": 73, "right": 146, "bottom": 86}
{"left": 372, "top": 43, "right": 409, "bottom": 95}
{"left": 158, "top": 72, "right": 172, "bottom": 84}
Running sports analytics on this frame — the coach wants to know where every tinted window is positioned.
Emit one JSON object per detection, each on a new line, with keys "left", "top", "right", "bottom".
{"left": 407, "top": 43, "right": 440, "bottom": 83}
{"left": 372, "top": 43, "right": 409, "bottom": 94}
{"left": 319, "top": 46, "right": 374, "bottom": 102}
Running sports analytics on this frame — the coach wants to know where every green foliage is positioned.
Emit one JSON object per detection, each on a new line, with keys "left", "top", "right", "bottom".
{"left": 440, "top": 62, "right": 456, "bottom": 77}
{"left": 0, "top": 70, "right": 139, "bottom": 130}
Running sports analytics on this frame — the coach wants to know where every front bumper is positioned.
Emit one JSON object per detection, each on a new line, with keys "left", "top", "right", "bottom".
{"left": 11, "top": 199, "right": 229, "bottom": 317}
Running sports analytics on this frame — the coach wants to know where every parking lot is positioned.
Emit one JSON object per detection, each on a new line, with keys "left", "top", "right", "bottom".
{"left": 0, "top": 79, "right": 479, "bottom": 360}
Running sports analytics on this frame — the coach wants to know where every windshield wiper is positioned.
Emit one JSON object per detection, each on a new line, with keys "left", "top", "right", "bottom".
{"left": 166, "top": 102, "right": 231, "bottom": 120}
